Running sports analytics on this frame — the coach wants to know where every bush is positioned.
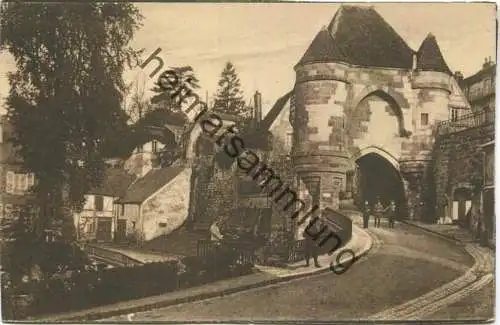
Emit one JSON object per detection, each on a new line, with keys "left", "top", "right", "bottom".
{"left": 18, "top": 245, "right": 254, "bottom": 318}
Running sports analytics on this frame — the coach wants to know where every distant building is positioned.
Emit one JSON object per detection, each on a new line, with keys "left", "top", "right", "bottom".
{"left": 73, "top": 167, "right": 135, "bottom": 242}
{"left": 116, "top": 165, "right": 190, "bottom": 244}
{"left": 458, "top": 58, "right": 495, "bottom": 115}
{"left": 0, "top": 115, "right": 37, "bottom": 240}
{"left": 74, "top": 120, "right": 189, "bottom": 244}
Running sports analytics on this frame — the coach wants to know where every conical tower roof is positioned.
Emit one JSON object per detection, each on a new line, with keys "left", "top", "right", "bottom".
{"left": 416, "top": 33, "right": 451, "bottom": 74}
{"left": 297, "top": 5, "right": 414, "bottom": 69}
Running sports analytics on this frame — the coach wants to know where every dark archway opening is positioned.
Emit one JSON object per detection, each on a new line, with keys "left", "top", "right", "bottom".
{"left": 356, "top": 153, "right": 407, "bottom": 218}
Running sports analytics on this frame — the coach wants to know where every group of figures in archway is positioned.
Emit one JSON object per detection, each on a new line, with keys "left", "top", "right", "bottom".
{"left": 354, "top": 151, "right": 407, "bottom": 220}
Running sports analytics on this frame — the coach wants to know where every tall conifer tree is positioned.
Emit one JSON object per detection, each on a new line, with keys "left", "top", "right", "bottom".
{"left": 213, "top": 62, "right": 250, "bottom": 116}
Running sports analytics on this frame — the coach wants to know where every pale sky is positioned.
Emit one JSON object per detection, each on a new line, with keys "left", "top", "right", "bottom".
{"left": 0, "top": 2, "right": 496, "bottom": 115}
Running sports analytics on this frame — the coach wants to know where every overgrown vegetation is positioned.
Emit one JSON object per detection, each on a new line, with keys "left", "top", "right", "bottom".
{"left": 0, "top": 1, "right": 143, "bottom": 284}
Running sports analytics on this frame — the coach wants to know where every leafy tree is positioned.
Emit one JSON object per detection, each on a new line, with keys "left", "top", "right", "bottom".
{"left": 152, "top": 65, "right": 200, "bottom": 112}
{"left": 0, "top": 208, "right": 36, "bottom": 284}
{"left": 0, "top": 2, "right": 142, "bottom": 278}
{"left": 213, "top": 62, "right": 250, "bottom": 116}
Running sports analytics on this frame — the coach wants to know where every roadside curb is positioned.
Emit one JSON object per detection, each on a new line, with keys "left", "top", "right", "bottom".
{"left": 35, "top": 225, "right": 373, "bottom": 322}
{"left": 400, "top": 221, "right": 467, "bottom": 246}
{"left": 369, "top": 240, "right": 494, "bottom": 320}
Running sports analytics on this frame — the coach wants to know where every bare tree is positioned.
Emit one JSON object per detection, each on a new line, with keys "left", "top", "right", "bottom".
{"left": 127, "top": 75, "right": 152, "bottom": 123}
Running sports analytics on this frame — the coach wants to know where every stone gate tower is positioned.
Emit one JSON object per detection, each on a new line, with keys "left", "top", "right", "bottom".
{"left": 291, "top": 5, "right": 470, "bottom": 219}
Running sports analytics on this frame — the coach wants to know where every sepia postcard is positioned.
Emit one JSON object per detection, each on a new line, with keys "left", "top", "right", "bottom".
{"left": 0, "top": 1, "right": 496, "bottom": 323}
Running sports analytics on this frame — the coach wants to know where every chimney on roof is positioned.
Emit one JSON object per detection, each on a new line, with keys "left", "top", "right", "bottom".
{"left": 483, "top": 57, "right": 493, "bottom": 70}
{"left": 254, "top": 91, "right": 262, "bottom": 123}
{"left": 454, "top": 71, "right": 463, "bottom": 84}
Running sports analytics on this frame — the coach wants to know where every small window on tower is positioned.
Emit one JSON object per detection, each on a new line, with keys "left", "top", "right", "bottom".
{"left": 421, "top": 113, "right": 429, "bottom": 126}
{"left": 285, "top": 132, "right": 293, "bottom": 149}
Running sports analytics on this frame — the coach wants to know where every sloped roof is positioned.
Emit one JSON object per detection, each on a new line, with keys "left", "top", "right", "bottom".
{"left": 297, "top": 28, "right": 346, "bottom": 66}
{"left": 236, "top": 91, "right": 293, "bottom": 151}
{"left": 118, "top": 166, "right": 185, "bottom": 204}
{"left": 463, "top": 63, "right": 496, "bottom": 86}
{"left": 88, "top": 168, "right": 136, "bottom": 197}
{"left": 297, "top": 5, "right": 414, "bottom": 69}
{"left": 416, "top": 34, "right": 452, "bottom": 74}
{"left": 449, "top": 77, "right": 471, "bottom": 109}
{"left": 259, "top": 91, "right": 294, "bottom": 131}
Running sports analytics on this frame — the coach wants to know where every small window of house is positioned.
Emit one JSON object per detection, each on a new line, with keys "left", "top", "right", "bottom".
{"left": 4, "top": 204, "right": 13, "bottom": 217}
{"left": 152, "top": 140, "right": 158, "bottom": 153}
{"left": 15, "top": 174, "right": 22, "bottom": 193}
{"left": 21, "top": 174, "right": 27, "bottom": 192}
{"left": 483, "top": 78, "right": 491, "bottom": 95}
{"left": 27, "top": 173, "right": 35, "bottom": 187}
{"left": 88, "top": 221, "right": 95, "bottom": 233}
{"left": 421, "top": 113, "right": 429, "bottom": 126}
{"left": 95, "top": 195, "right": 104, "bottom": 211}
{"left": 121, "top": 204, "right": 125, "bottom": 216}
{"left": 451, "top": 109, "right": 459, "bottom": 122}
{"left": 6, "top": 172, "right": 14, "bottom": 194}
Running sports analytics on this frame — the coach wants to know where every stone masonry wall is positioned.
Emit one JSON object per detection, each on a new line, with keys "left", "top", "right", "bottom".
{"left": 292, "top": 60, "right": 454, "bottom": 220}
{"left": 433, "top": 123, "right": 494, "bottom": 231}
{"left": 194, "top": 157, "right": 237, "bottom": 228}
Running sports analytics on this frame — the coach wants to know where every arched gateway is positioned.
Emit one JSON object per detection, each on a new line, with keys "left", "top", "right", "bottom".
{"left": 289, "top": 5, "right": 470, "bottom": 220}
{"left": 354, "top": 148, "right": 407, "bottom": 218}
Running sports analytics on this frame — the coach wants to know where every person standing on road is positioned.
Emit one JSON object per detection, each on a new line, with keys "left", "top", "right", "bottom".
{"left": 209, "top": 219, "right": 224, "bottom": 246}
{"left": 303, "top": 218, "right": 321, "bottom": 268}
{"left": 373, "top": 198, "right": 384, "bottom": 228}
{"left": 387, "top": 200, "right": 397, "bottom": 228}
{"left": 362, "top": 200, "right": 371, "bottom": 229}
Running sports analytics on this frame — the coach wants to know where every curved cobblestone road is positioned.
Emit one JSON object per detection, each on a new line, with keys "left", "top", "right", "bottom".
{"left": 103, "top": 222, "right": 489, "bottom": 322}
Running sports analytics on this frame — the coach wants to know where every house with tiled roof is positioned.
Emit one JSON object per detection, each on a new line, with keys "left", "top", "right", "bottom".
{"left": 116, "top": 165, "right": 190, "bottom": 243}
{"left": 459, "top": 58, "right": 495, "bottom": 115}
{"left": 73, "top": 167, "right": 136, "bottom": 242}
{"left": 74, "top": 115, "right": 189, "bottom": 244}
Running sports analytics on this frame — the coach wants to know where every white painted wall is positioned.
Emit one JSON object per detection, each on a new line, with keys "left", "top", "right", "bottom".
{"left": 140, "top": 168, "right": 192, "bottom": 241}
{"left": 125, "top": 140, "right": 166, "bottom": 178}
{"left": 124, "top": 204, "right": 140, "bottom": 235}
{"left": 80, "top": 194, "right": 114, "bottom": 213}
{"left": 452, "top": 201, "right": 459, "bottom": 220}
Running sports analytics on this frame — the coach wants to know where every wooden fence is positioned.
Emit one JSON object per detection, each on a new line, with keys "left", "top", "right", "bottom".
{"left": 197, "top": 239, "right": 256, "bottom": 265}
{"left": 81, "top": 244, "right": 143, "bottom": 268}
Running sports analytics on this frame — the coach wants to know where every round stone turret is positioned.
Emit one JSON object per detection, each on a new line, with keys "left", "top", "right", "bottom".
{"left": 292, "top": 60, "right": 350, "bottom": 211}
